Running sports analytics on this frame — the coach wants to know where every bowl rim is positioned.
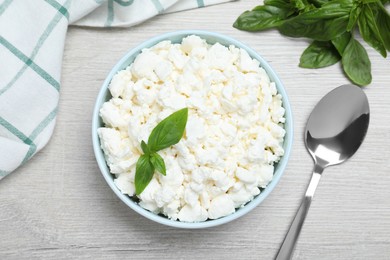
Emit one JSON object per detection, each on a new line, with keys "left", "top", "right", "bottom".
{"left": 92, "top": 30, "right": 293, "bottom": 229}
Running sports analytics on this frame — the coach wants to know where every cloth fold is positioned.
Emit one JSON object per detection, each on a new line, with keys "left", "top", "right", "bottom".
{"left": 0, "top": 0, "right": 233, "bottom": 180}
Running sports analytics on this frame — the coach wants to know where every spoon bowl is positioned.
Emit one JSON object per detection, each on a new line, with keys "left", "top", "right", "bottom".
{"left": 305, "top": 84, "right": 370, "bottom": 168}
{"left": 276, "top": 84, "right": 370, "bottom": 260}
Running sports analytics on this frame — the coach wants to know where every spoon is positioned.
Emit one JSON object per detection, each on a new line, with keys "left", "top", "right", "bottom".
{"left": 275, "top": 84, "right": 370, "bottom": 260}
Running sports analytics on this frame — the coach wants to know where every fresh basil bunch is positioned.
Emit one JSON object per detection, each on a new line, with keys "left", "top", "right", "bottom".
{"left": 234, "top": 0, "right": 390, "bottom": 86}
{"left": 135, "top": 108, "right": 188, "bottom": 195}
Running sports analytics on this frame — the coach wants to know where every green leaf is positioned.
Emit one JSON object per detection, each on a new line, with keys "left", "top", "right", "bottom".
{"left": 263, "top": 0, "right": 301, "bottom": 14}
{"left": 141, "top": 140, "right": 150, "bottom": 154}
{"left": 233, "top": 5, "right": 294, "bottom": 31}
{"left": 342, "top": 38, "right": 372, "bottom": 86}
{"left": 358, "top": 5, "right": 387, "bottom": 57}
{"left": 291, "top": 0, "right": 315, "bottom": 11}
{"left": 279, "top": 16, "right": 349, "bottom": 41}
{"left": 278, "top": 1, "right": 352, "bottom": 41}
{"left": 362, "top": 0, "right": 380, "bottom": 3}
{"left": 347, "top": 4, "right": 361, "bottom": 31}
{"left": 291, "top": 0, "right": 307, "bottom": 10}
{"left": 294, "top": 0, "right": 353, "bottom": 19}
{"left": 150, "top": 152, "right": 166, "bottom": 176}
{"left": 135, "top": 154, "right": 155, "bottom": 195}
{"left": 332, "top": 31, "right": 352, "bottom": 54}
{"left": 255, "top": 1, "right": 296, "bottom": 17}
{"left": 375, "top": 4, "right": 390, "bottom": 51}
{"left": 309, "top": 0, "right": 332, "bottom": 6}
{"left": 299, "top": 41, "right": 341, "bottom": 68}
{"left": 148, "top": 108, "right": 188, "bottom": 152}
{"left": 264, "top": 0, "right": 294, "bottom": 9}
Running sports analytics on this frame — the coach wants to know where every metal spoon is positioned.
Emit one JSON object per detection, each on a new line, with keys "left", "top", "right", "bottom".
{"left": 275, "top": 84, "right": 370, "bottom": 260}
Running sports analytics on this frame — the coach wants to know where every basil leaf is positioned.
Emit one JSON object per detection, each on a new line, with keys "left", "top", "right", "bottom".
{"left": 362, "top": 0, "right": 380, "bottom": 3}
{"left": 358, "top": 5, "right": 387, "bottom": 58}
{"left": 293, "top": 0, "right": 353, "bottom": 19}
{"left": 291, "top": 0, "right": 315, "bottom": 11}
{"left": 347, "top": 4, "right": 361, "bottom": 31}
{"left": 135, "top": 154, "right": 155, "bottom": 195}
{"left": 264, "top": 0, "right": 295, "bottom": 10}
{"left": 233, "top": 6, "right": 290, "bottom": 31}
{"left": 309, "top": 0, "right": 332, "bottom": 6}
{"left": 342, "top": 38, "right": 372, "bottom": 86}
{"left": 332, "top": 31, "right": 351, "bottom": 54}
{"left": 150, "top": 152, "right": 166, "bottom": 176}
{"left": 299, "top": 41, "right": 341, "bottom": 68}
{"left": 279, "top": 16, "right": 348, "bottom": 41}
{"left": 141, "top": 140, "right": 150, "bottom": 154}
{"left": 278, "top": 0, "right": 352, "bottom": 40}
{"left": 148, "top": 108, "right": 188, "bottom": 152}
{"left": 263, "top": 0, "right": 301, "bottom": 16}
{"left": 375, "top": 4, "right": 390, "bottom": 51}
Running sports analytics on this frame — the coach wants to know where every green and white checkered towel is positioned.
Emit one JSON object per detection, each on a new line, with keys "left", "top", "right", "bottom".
{"left": 0, "top": 0, "right": 233, "bottom": 180}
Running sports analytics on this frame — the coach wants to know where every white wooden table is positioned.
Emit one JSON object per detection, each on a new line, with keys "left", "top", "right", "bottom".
{"left": 1, "top": 1, "right": 390, "bottom": 259}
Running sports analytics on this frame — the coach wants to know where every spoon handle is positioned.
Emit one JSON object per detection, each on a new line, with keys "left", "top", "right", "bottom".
{"left": 275, "top": 165, "right": 323, "bottom": 260}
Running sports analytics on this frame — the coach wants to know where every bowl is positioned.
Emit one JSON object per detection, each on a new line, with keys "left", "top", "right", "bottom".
{"left": 92, "top": 30, "right": 293, "bottom": 229}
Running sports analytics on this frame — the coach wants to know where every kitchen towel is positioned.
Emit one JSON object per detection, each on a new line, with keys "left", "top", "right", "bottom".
{"left": 0, "top": 0, "right": 233, "bottom": 180}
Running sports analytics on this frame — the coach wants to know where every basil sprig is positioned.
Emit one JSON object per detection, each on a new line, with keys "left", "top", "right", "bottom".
{"left": 134, "top": 108, "right": 188, "bottom": 195}
{"left": 233, "top": 0, "right": 390, "bottom": 86}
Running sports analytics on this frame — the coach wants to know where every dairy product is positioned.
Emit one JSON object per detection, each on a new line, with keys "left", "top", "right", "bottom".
{"left": 98, "top": 35, "right": 286, "bottom": 222}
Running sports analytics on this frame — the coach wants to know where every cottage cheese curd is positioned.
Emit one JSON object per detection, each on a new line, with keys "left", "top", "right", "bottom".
{"left": 98, "top": 35, "right": 286, "bottom": 222}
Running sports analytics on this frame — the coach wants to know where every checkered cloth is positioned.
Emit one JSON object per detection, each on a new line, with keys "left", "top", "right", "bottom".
{"left": 0, "top": 0, "right": 233, "bottom": 180}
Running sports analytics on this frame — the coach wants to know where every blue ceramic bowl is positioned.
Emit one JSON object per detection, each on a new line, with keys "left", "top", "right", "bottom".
{"left": 92, "top": 30, "right": 293, "bottom": 229}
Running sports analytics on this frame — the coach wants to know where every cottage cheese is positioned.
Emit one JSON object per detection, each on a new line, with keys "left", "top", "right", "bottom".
{"left": 98, "top": 35, "right": 286, "bottom": 222}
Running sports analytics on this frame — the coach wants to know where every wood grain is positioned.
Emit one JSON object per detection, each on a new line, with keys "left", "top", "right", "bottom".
{"left": 1, "top": 1, "right": 390, "bottom": 259}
